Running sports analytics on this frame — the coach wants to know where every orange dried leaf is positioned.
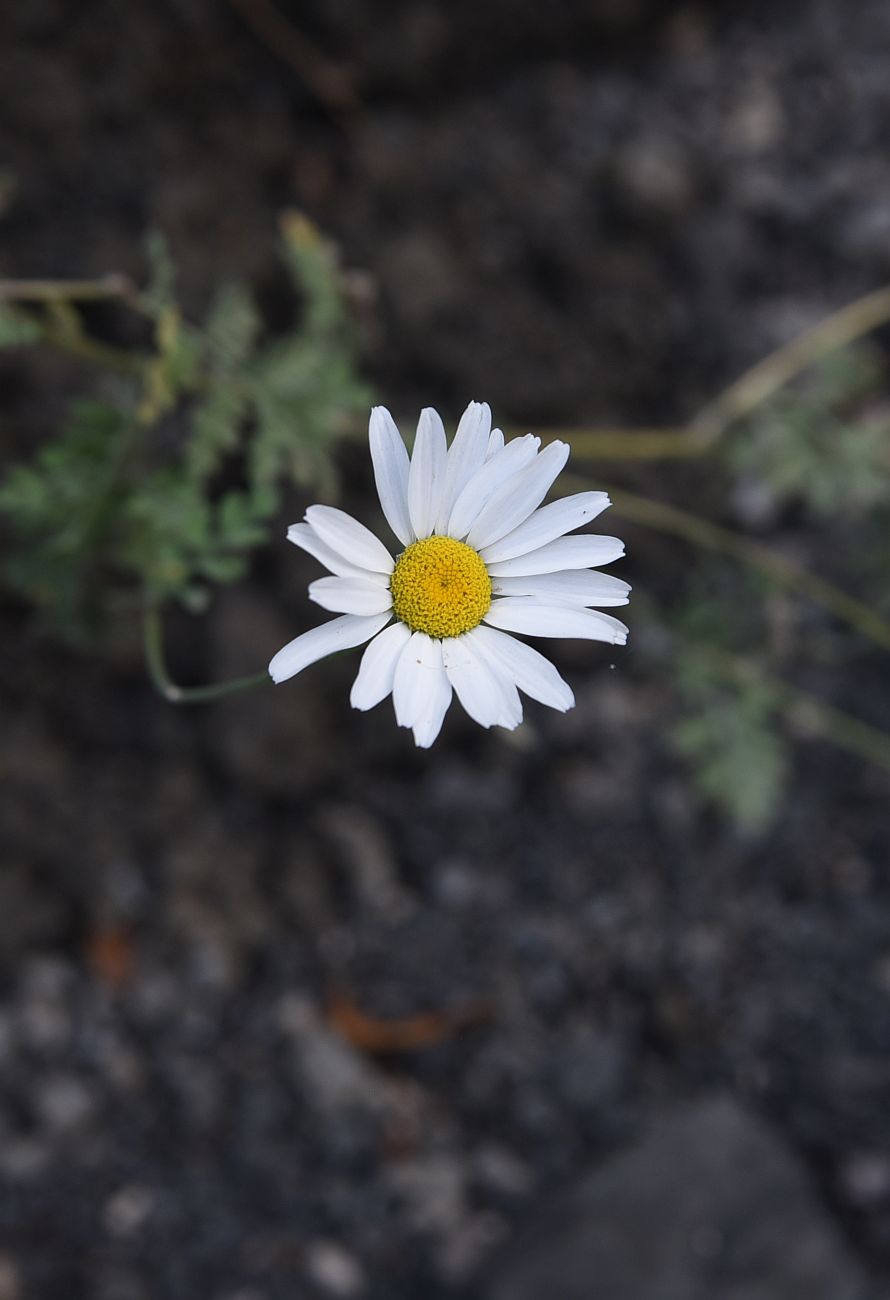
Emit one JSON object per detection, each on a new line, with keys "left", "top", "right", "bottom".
{"left": 326, "top": 993, "right": 490, "bottom": 1056}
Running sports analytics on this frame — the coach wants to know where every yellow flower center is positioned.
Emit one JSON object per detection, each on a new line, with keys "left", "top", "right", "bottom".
{"left": 390, "top": 536, "right": 492, "bottom": 639}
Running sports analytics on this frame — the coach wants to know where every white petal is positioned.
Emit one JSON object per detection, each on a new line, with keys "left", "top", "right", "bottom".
{"left": 484, "top": 600, "right": 628, "bottom": 644}
{"left": 286, "top": 522, "right": 389, "bottom": 583}
{"left": 457, "top": 631, "right": 523, "bottom": 727}
{"left": 412, "top": 643, "right": 452, "bottom": 748}
{"left": 446, "top": 434, "right": 540, "bottom": 540}
{"left": 442, "top": 635, "right": 520, "bottom": 729}
{"left": 470, "top": 625, "right": 574, "bottom": 712}
{"left": 408, "top": 407, "right": 448, "bottom": 539}
{"left": 308, "top": 576, "right": 394, "bottom": 616}
{"left": 486, "top": 428, "right": 505, "bottom": 459}
{"left": 481, "top": 492, "right": 611, "bottom": 564}
{"left": 350, "top": 621, "right": 411, "bottom": 710}
{"left": 486, "top": 534, "right": 625, "bottom": 577}
{"left": 492, "top": 569, "right": 631, "bottom": 607}
{"left": 466, "top": 440, "right": 571, "bottom": 551}
{"left": 434, "top": 401, "right": 492, "bottom": 532}
{"left": 468, "top": 636, "right": 523, "bottom": 728}
{"left": 269, "top": 612, "right": 391, "bottom": 684}
{"left": 305, "top": 504, "right": 394, "bottom": 574}
{"left": 369, "top": 407, "right": 413, "bottom": 546}
{"left": 393, "top": 631, "right": 449, "bottom": 729}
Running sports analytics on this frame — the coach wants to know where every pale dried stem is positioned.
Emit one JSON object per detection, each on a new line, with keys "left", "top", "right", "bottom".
{"left": 537, "top": 283, "right": 890, "bottom": 459}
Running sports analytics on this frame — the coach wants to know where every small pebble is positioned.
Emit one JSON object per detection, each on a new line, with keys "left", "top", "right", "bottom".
{"left": 104, "top": 1185, "right": 156, "bottom": 1238}
{"left": 36, "top": 1073, "right": 96, "bottom": 1135}
{"left": 839, "top": 1153, "right": 890, "bottom": 1207}
{"left": 304, "top": 1240, "right": 366, "bottom": 1297}
{"left": 474, "top": 1144, "right": 535, "bottom": 1198}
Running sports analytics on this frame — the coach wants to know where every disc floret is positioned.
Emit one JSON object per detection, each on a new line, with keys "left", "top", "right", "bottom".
{"left": 390, "top": 535, "right": 492, "bottom": 638}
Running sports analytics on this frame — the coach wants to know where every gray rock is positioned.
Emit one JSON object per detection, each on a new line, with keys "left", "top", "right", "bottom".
{"left": 485, "top": 1096, "right": 870, "bottom": 1300}
{"left": 317, "top": 804, "right": 414, "bottom": 922}
{"left": 103, "top": 1184, "right": 157, "bottom": 1238}
{"left": 387, "top": 1154, "right": 467, "bottom": 1236}
{"left": 35, "top": 1072, "right": 97, "bottom": 1136}
{"left": 19, "top": 996, "right": 71, "bottom": 1054}
{"left": 0, "top": 1137, "right": 51, "bottom": 1181}
{"left": 281, "top": 996, "right": 391, "bottom": 1119}
{"left": 473, "top": 1144, "right": 535, "bottom": 1199}
{"left": 838, "top": 1152, "right": 890, "bottom": 1208}
{"left": 304, "top": 1239, "right": 366, "bottom": 1297}
{"left": 554, "top": 1025, "right": 626, "bottom": 1113}
{"left": 439, "top": 1211, "right": 510, "bottom": 1285}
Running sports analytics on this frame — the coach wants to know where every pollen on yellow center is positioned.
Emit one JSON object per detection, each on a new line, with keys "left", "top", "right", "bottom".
{"left": 390, "top": 535, "right": 492, "bottom": 639}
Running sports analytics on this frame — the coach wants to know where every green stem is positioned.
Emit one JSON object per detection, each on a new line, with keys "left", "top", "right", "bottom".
{"left": 580, "top": 480, "right": 890, "bottom": 655}
{"left": 5, "top": 300, "right": 149, "bottom": 376}
{"left": 0, "top": 273, "right": 137, "bottom": 304}
{"left": 41, "top": 319, "right": 149, "bottom": 375}
{"left": 143, "top": 605, "right": 270, "bottom": 704}
{"left": 0, "top": 276, "right": 150, "bottom": 374}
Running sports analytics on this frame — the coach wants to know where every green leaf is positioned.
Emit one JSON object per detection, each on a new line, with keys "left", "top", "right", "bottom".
{"left": 216, "top": 490, "right": 269, "bottom": 547}
{"left": 730, "top": 345, "right": 890, "bottom": 517}
{"left": 280, "top": 211, "right": 344, "bottom": 338}
{"left": 141, "top": 230, "right": 177, "bottom": 318}
{"left": 0, "top": 304, "right": 43, "bottom": 347}
{"left": 203, "top": 283, "right": 260, "bottom": 374}
{"left": 121, "top": 471, "right": 212, "bottom": 599}
{"left": 672, "top": 647, "right": 788, "bottom": 832}
{"left": 186, "top": 384, "right": 249, "bottom": 483}
{"left": 0, "top": 217, "right": 373, "bottom": 641}
{"left": 0, "top": 400, "right": 136, "bottom": 639}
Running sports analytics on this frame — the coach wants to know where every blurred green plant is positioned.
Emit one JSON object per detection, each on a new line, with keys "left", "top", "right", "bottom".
{"left": 3, "top": 225, "right": 890, "bottom": 820}
{"left": 673, "top": 660, "right": 788, "bottom": 833}
{"left": 661, "top": 566, "right": 790, "bottom": 832}
{"left": 562, "top": 295, "right": 890, "bottom": 831}
{"left": 729, "top": 346, "right": 890, "bottom": 517}
{"left": 0, "top": 214, "right": 370, "bottom": 644}
{"left": 669, "top": 345, "right": 890, "bottom": 827}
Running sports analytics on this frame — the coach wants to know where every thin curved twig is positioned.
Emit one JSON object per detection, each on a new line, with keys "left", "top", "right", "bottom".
{"left": 228, "top": 0, "right": 359, "bottom": 117}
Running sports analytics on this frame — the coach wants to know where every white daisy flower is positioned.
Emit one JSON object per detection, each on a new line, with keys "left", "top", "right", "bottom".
{"left": 269, "top": 401, "right": 629, "bottom": 747}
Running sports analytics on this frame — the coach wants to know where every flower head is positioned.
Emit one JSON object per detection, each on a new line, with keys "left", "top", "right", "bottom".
{"left": 269, "top": 401, "right": 629, "bottom": 746}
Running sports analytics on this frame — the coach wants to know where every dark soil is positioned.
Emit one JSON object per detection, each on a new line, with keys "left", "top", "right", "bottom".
{"left": 2, "top": 2, "right": 890, "bottom": 1298}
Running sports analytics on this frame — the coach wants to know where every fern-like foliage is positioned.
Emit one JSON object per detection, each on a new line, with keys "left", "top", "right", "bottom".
{"left": 672, "top": 650, "right": 788, "bottom": 832}
{"left": 0, "top": 304, "right": 43, "bottom": 347}
{"left": 665, "top": 565, "right": 790, "bottom": 831}
{"left": 0, "top": 215, "right": 371, "bottom": 641}
{"left": 664, "top": 343, "right": 890, "bottom": 829}
{"left": 0, "top": 401, "right": 135, "bottom": 637}
{"left": 730, "top": 346, "right": 890, "bottom": 517}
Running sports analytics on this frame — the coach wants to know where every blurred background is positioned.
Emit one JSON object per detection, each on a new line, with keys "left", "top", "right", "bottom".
{"left": 2, "top": 1, "right": 890, "bottom": 1297}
